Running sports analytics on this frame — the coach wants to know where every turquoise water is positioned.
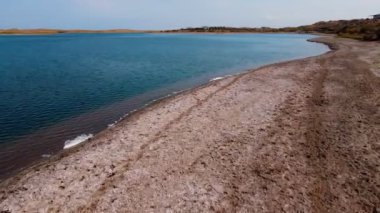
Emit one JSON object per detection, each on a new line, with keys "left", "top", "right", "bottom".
{"left": 0, "top": 33, "right": 328, "bottom": 178}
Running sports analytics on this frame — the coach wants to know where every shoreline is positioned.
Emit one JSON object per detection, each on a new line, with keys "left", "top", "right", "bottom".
{"left": 0, "top": 36, "right": 333, "bottom": 188}
{"left": 0, "top": 34, "right": 328, "bottom": 181}
{"left": 0, "top": 52, "right": 319, "bottom": 182}
{"left": 1, "top": 36, "right": 379, "bottom": 212}
{"left": 0, "top": 37, "right": 333, "bottom": 185}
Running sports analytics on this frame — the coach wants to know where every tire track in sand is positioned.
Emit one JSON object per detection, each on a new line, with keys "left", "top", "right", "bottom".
{"left": 77, "top": 75, "right": 244, "bottom": 212}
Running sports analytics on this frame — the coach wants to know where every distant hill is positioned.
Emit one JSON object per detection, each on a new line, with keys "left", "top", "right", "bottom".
{"left": 164, "top": 19, "right": 380, "bottom": 41}
{"left": 295, "top": 19, "right": 380, "bottom": 41}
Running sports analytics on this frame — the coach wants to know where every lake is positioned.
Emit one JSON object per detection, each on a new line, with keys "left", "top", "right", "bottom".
{"left": 0, "top": 33, "right": 328, "bottom": 178}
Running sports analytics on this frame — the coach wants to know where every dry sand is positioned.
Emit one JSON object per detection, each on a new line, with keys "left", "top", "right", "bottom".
{"left": 0, "top": 36, "right": 379, "bottom": 212}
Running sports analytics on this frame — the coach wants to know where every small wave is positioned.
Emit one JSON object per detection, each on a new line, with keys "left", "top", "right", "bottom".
{"left": 63, "top": 134, "right": 93, "bottom": 149}
{"left": 210, "top": 77, "right": 224, "bottom": 82}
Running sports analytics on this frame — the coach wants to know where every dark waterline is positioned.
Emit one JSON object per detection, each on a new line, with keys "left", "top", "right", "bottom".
{"left": 0, "top": 33, "right": 328, "bottom": 179}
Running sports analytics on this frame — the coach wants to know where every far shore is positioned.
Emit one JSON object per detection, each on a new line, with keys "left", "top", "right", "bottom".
{"left": 0, "top": 28, "right": 314, "bottom": 35}
{"left": 0, "top": 29, "right": 303, "bottom": 36}
{"left": 0, "top": 29, "right": 157, "bottom": 35}
{"left": 0, "top": 36, "right": 379, "bottom": 212}
{"left": 2, "top": 18, "right": 379, "bottom": 41}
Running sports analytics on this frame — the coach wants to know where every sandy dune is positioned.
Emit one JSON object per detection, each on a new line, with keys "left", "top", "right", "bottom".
{"left": 0, "top": 36, "right": 379, "bottom": 212}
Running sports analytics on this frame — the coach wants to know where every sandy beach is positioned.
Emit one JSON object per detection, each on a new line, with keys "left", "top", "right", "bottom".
{"left": 0, "top": 36, "right": 379, "bottom": 212}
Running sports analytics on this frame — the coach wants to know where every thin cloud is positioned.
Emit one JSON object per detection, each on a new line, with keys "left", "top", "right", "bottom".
{"left": 0, "top": 0, "right": 379, "bottom": 29}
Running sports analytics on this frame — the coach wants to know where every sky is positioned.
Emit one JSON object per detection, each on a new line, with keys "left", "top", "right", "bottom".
{"left": 0, "top": 0, "right": 379, "bottom": 30}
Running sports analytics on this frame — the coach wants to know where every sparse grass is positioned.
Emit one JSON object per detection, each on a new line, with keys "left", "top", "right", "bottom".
{"left": 337, "top": 33, "right": 364, "bottom": 40}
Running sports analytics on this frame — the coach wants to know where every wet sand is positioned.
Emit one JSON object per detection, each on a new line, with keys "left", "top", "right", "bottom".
{"left": 0, "top": 36, "right": 379, "bottom": 212}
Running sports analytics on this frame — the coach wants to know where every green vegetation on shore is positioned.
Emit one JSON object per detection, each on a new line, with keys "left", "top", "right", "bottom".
{"left": 296, "top": 19, "right": 380, "bottom": 41}
{"left": 164, "top": 19, "right": 380, "bottom": 41}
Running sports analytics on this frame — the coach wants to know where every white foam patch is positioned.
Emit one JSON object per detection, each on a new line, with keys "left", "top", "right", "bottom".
{"left": 210, "top": 77, "right": 224, "bottom": 81}
{"left": 108, "top": 123, "right": 116, "bottom": 128}
{"left": 64, "top": 134, "right": 93, "bottom": 149}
